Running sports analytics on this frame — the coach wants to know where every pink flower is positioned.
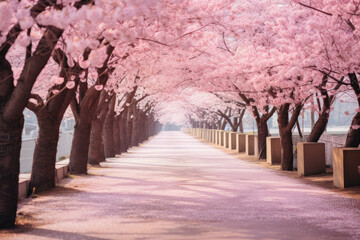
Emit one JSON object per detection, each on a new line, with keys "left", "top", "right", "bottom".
{"left": 89, "top": 71, "right": 98, "bottom": 80}
{"left": 16, "top": 31, "right": 30, "bottom": 47}
{"left": 79, "top": 71, "right": 86, "bottom": 78}
{"left": 351, "top": 125, "right": 360, "bottom": 130}
{"left": 66, "top": 81, "right": 76, "bottom": 89}
{"left": 52, "top": 76, "right": 64, "bottom": 85}
{"left": 344, "top": 111, "right": 350, "bottom": 115}
{"left": 94, "top": 85, "right": 103, "bottom": 91}
{"left": 79, "top": 59, "right": 90, "bottom": 69}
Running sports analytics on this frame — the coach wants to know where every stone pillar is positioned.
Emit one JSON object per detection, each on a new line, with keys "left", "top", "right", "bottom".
{"left": 215, "top": 130, "right": 219, "bottom": 145}
{"left": 229, "top": 132, "right": 237, "bottom": 150}
{"left": 254, "top": 135, "right": 259, "bottom": 158}
{"left": 266, "top": 137, "right": 281, "bottom": 165}
{"left": 224, "top": 131, "right": 230, "bottom": 148}
{"left": 236, "top": 133, "right": 246, "bottom": 153}
{"left": 297, "top": 142, "right": 325, "bottom": 176}
{"left": 246, "top": 134, "right": 255, "bottom": 156}
{"left": 333, "top": 148, "right": 360, "bottom": 188}
{"left": 219, "top": 130, "right": 225, "bottom": 146}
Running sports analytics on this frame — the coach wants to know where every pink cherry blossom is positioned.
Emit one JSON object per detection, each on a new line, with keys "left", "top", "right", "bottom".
{"left": 94, "top": 85, "right": 104, "bottom": 91}
{"left": 52, "top": 76, "right": 65, "bottom": 85}
{"left": 66, "top": 81, "right": 76, "bottom": 89}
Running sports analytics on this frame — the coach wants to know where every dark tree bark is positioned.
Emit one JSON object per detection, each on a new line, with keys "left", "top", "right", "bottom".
{"left": 248, "top": 106, "right": 275, "bottom": 160}
{"left": 345, "top": 73, "right": 360, "bottom": 147}
{"left": 70, "top": 112, "right": 94, "bottom": 173}
{"left": 88, "top": 91, "right": 109, "bottom": 165}
{"left": 113, "top": 115, "right": 121, "bottom": 155}
{"left": 103, "top": 95, "right": 116, "bottom": 157}
{"left": 277, "top": 103, "right": 302, "bottom": 171}
{"left": 0, "top": 0, "right": 92, "bottom": 228}
{"left": 125, "top": 105, "right": 134, "bottom": 149}
{"left": 114, "top": 87, "right": 138, "bottom": 153}
{"left": 257, "top": 116, "right": 271, "bottom": 159}
{"left": 119, "top": 110, "right": 128, "bottom": 153}
{"left": 31, "top": 114, "right": 59, "bottom": 191}
{"left": 69, "top": 45, "right": 115, "bottom": 174}
{"left": 131, "top": 106, "right": 141, "bottom": 147}
{"left": 0, "top": 25, "right": 63, "bottom": 229}
{"left": 235, "top": 89, "right": 276, "bottom": 159}
{"left": 345, "top": 112, "right": 360, "bottom": 147}
{"left": 0, "top": 117, "right": 23, "bottom": 229}
{"left": 307, "top": 76, "right": 342, "bottom": 142}
{"left": 29, "top": 48, "right": 83, "bottom": 192}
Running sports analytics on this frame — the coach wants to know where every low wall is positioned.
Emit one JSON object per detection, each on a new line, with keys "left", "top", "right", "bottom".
{"left": 20, "top": 131, "right": 73, "bottom": 173}
{"left": 18, "top": 159, "right": 69, "bottom": 201}
{"left": 292, "top": 134, "right": 347, "bottom": 168}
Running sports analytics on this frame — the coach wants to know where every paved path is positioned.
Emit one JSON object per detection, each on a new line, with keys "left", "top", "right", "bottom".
{"left": 1, "top": 131, "right": 360, "bottom": 240}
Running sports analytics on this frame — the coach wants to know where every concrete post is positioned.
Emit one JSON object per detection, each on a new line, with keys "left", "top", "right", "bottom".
{"left": 333, "top": 148, "right": 360, "bottom": 188}
{"left": 219, "top": 131, "right": 225, "bottom": 146}
{"left": 229, "top": 132, "right": 237, "bottom": 150}
{"left": 224, "top": 131, "right": 230, "bottom": 148}
{"left": 297, "top": 142, "right": 325, "bottom": 176}
{"left": 236, "top": 133, "right": 246, "bottom": 153}
{"left": 266, "top": 137, "right": 281, "bottom": 165}
{"left": 215, "top": 130, "right": 218, "bottom": 144}
{"left": 246, "top": 134, "right": 255, "bottom": 156}
{"left": 254, "top": 135, "right": 259, "bottom": 158}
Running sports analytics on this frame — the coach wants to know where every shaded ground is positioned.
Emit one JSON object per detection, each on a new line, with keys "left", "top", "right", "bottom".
{"left": 1, "top": 131, "right": 360, "bottom": 240}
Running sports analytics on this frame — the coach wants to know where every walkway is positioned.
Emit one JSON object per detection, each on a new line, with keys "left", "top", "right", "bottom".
{"left": 1, "top": 131, "right": 360, "bottom": 240}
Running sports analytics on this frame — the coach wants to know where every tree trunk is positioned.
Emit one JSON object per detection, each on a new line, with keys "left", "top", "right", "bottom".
{"left": 345, "top": 73, "right": 360, "bottom": 147}
{"left": 307, "top": 110, "right": 329, "bottom": 142}
{"left": 70, "top": 120, "right": 92, "bottom": 174}
{"left": 113, "top": 116, "right": 121, "bottom": 155}
{"left": 30, "top": 114, "right": 60, "bottom": 192}
{"left": 279, "top": 127, "right": 293, "bottom": 171}
{"left": 256, "top": 118, "right": 269, "bottom": 159}
{"left": 103, "top": 97, "right": 115, "bottom": 157}
{"left": 143, "top": 114, "right": 149, "bottom": 142}
{"left": 278, "top": 106, "right": 294, "bottom": 170}
{"left": 345, "top": 112, "right": 360, "bottom": 147}
{"left": 119, "top": 109, "right": 128, "bottom": 153}
{"left": 0, "top": 118, "right": 23, "bottom": 229}
{"left": 125, "top": 106, "right": 133, "bottom": 149}
{"left": 88, "top": 116, "right": 106, "bottom": 165}
{"left": 140, "top": 111, "right": 147, "bottom": 142}
{"left": 221, "top": 120, "right": 226, "bottom": 130}
{"left": 277, "top": 103, "right": 302, "bottom": 171}
{"left": 131, "top": 106, "right": 141, "bottom": 147}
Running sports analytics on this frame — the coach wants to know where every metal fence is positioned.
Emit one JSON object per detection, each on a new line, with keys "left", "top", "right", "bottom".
{"left": 20, "top": 131, "right": 74, "bottom": 173}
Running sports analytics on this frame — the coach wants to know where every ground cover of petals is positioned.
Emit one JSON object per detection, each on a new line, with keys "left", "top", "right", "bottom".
{"left": 1, "top": 131, "right": 360, "bottom": 240}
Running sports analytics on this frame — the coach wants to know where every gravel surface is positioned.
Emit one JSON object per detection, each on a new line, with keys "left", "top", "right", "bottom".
{"left": 1, "top": 131, "right": 360, "bottom": 240}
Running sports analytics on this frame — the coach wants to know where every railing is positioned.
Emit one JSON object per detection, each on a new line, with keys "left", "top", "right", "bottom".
{"left": 20, "top": 131, "right": 74, "bottom": 173}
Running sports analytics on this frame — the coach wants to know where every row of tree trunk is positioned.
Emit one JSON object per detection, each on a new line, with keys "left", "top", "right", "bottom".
{"left": 31, "top": 88, "right": 162, "bottom": 195}
{"left": 190, "top": 90, "right": 360, "bottom": 172}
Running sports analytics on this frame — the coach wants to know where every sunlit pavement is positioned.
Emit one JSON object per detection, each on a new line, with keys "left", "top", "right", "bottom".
{"left": 1, "top": 131, "right": 360, "bottom": 240}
